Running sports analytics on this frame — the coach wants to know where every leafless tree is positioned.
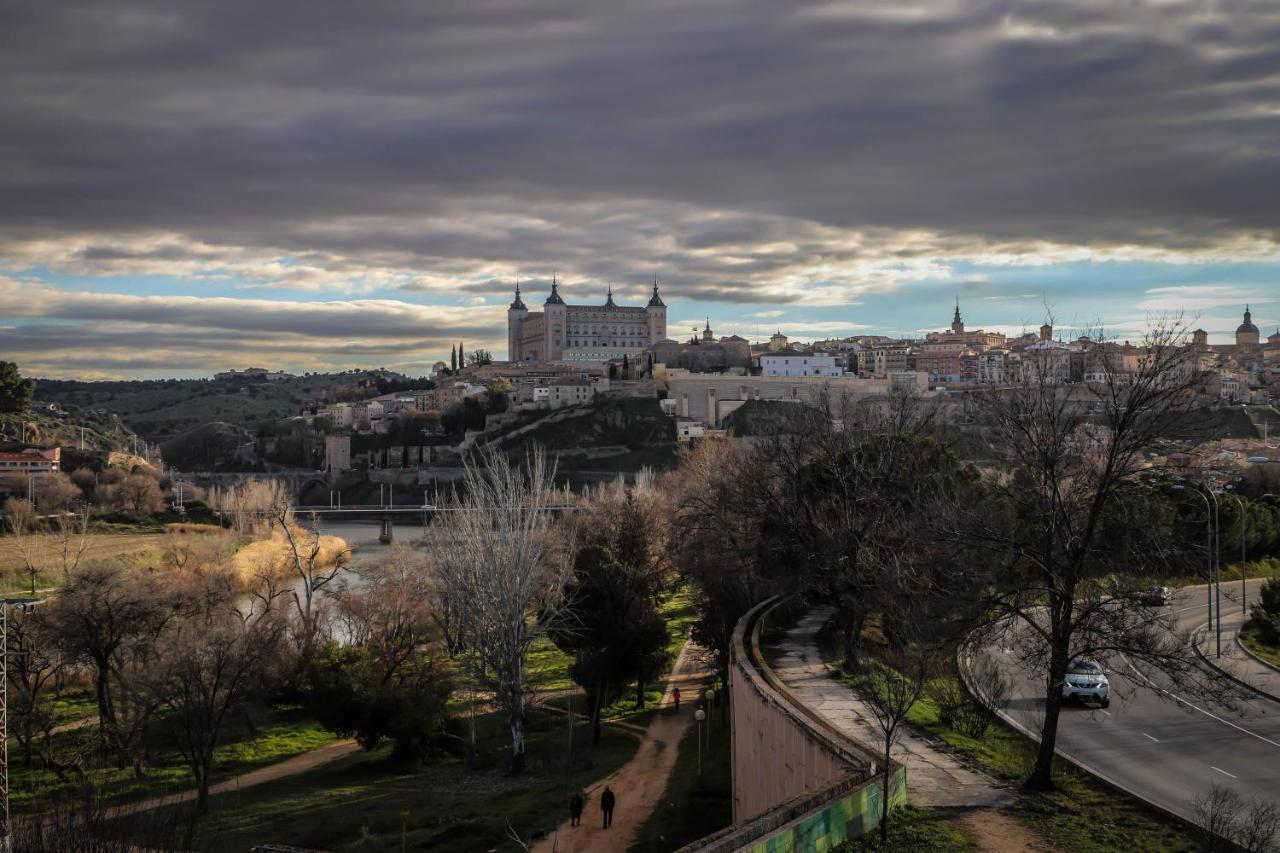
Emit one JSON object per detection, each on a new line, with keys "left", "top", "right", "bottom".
{"left": 43, "top": 564, "right": 172, "bottom": 776}
{"left": 666, "top": 438, "right": 771, "bottom": 673}
{"left": 844, "top": 572, "right": 945, "bottom": 845}
{"left": 1195, "top": 784, "right": 1280, "bottom": 852}
{"left": 3, "top": 496, "right": 91, "bottom": 594}
{"left": 34, "top": 471, "right": 83, "bottom": 514}
{"left": 6, "top": 606, "right": 66, "bottom": 769}
{"left": 954, "top": 317, "right": 1228, "bottom": 790}
{"left": 151, "top": 567, "right": 288, "bottom": 813}
{"left": 112, "top": 473, "right": 164, "bottom": 518}
{"left": 263, "top": 488, "right": 349, "bottom": 650}
{"left": 335, "top": 544, "right": 435, "bottom": 682}
{"left": 428, "top": 447, "right": 573, "bottom": 771}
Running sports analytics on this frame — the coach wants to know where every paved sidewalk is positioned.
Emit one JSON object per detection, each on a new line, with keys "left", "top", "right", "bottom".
{"left": 1193, "top": 607, "right": 1280, "bottom": 702}
{"left": 770, "top": 606, "right": 1012, "bottom": 809}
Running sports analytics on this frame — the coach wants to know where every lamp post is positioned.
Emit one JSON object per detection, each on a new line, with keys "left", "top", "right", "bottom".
{"left": 1208, "top": 488, "right": 1223, "bottom": 656}
{"left": 694, "top": 708, "right": 706, "bottom": 777}
{"left": 1224, "top": 489, "right": 1248, "bottom": 614}
{"left": 1173, "top": 484, "right": 1215, "bottom": 634}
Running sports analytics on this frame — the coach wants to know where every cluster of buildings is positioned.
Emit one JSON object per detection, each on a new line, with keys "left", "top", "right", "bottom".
{"left": 214, "top": 367, "right": 295, "bottom": 382}
{"left": 307, "top": 284, "right": 1278, "bottom": 466}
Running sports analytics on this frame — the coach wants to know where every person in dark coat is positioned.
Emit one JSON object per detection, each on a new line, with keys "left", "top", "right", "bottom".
{"left": 569, "top": 791, "right": 584, "bottom": 827}
{"left": 600, "top": 785, "right": 616, "bottom": 829}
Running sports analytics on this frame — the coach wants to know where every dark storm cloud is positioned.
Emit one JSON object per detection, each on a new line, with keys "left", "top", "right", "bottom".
{"left": 3, "top": 0, "right": 1279, "bottom": 275}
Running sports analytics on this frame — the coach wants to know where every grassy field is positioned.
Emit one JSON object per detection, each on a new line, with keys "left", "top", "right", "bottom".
{"left": 12, "top": 704, "right": 335, "bottom": 814}
{"left": 629, "top": 698, "right": 732, "bottom": 852}
{"left": 138, "top": 705, "right": 642, "bottom": 852}
{"left": 1239, "top": 623, "right": 1280, "bottom": 668}
{"left": 0, "top": 531, "right": 166, "bottom": 593}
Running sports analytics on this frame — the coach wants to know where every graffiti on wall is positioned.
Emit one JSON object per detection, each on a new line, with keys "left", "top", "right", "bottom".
{"left": 745, "top": 767, "right": 907, "bottom": 853}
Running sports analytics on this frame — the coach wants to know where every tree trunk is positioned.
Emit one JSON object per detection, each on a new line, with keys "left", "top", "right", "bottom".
{"left": 881, "top": 738, "right": 892, "bottom": 844}
{"left": 635, "top": 677, "right": 645, "bottom": 710}
{"left": 1028, "top": 650, "right": 1068, "bottom": 791}
{"left": 842, "top": 610, "right": 867, "bottom": 672}
{"left": 509, "top": 709, "right": 526, "bottom": 774}
{"left": 591, "top": 687, "right": 604, "bottom": 746}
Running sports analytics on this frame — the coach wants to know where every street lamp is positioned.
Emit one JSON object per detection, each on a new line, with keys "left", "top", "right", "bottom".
{"left": 1172, "top": 483, "right": 1216, "bottom": 641}
{"left": 694, "top": 708, "right": 706, "bottom": 777}
{"left": 1224, "top": 487, "right": 1248, "bottom": 614}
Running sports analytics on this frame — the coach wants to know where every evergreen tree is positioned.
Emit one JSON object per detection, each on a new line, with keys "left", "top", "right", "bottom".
{"left": 450, "top": 346, "right": 457, "bottom": 373}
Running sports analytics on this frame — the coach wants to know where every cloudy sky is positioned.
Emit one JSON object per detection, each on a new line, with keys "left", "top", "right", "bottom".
{"left": 2, "top": 0, "right": 1278, "bottom": 379}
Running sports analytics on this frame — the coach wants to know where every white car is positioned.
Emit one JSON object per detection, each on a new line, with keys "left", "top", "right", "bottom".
{"left": 1062, "top": 659, "right": 1110, "bottom": 708}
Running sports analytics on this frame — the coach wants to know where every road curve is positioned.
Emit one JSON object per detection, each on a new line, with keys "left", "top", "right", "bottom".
{"left": 979, "top": 580, "right": 1280, "bottom": 826}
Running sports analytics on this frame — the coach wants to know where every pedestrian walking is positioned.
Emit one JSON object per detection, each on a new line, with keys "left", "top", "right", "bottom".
{"left": 672, "top": 686, "right": 681, "bottom": 712}
{"left": 601, "top": 785, "right": 616, "bottom": 829}
{"left": 569, "top": 791, "right": 584, "bottom": 827}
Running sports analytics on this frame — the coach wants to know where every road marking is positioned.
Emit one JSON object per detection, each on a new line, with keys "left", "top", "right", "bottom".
{"left": 1142, "top": 732, "right": 1159, "bottom": 742}
{"left": 1099, "top": 709, "right": 1111, "bottom": 717}
{"left": 1122, "top": 657, "right": 1280, "bottom": 750}
{"left": 1211, "top": 766, "right": 1238, "bottom": 779}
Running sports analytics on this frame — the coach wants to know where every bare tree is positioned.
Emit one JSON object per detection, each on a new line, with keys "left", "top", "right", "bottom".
{"left": 43, "top": 564, "right": 171, "bottom": 776}
{"left": 1195, "top": 784, "right": 1280, "bottom": 852}
{"left": 3, "top": 497, "right": 91, "bottom": 594}
{"left": 955, "top": 318, "right": 1227, "bottom": 790}
{"left": 152, "top": 568, "right": 287, "bottom": 814}
{"left": 666, "top": 438, "right": 770, "bottom": 674}
{"left": 428, "top": 447, "right": 572, "bottom": 771}
{"left": 334, "top": 544, "right": 435, "bottom": 681}
{"left": 6, "top": 606, "right": 64, "bottom": 767}
{"left": 113, "top": 474, "right": 164, "bottom": 518}
{"left": 844, "top": 572, "right": 946, "bottom": 845}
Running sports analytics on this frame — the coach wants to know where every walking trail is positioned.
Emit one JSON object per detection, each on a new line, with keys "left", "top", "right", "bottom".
{"left": 532, "top": 635, "right": 712, "bottom": 853}
{"left": 774, "top": 607, "right": 1056, "bottom": 851}
{"left": 772, "top": 606, "right": 1010, "bottom": 809}
{"left": 114, "top": 738, "right": 360, "bottom": 815}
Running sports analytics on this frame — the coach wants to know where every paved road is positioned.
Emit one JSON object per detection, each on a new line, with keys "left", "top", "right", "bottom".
{"left": 982, "top": 580, "right": 1280, "bottom": 825}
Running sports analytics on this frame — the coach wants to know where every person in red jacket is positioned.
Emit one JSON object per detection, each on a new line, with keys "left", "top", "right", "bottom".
{"left": 672, "top": 686, "right": 681, "bottom": 712}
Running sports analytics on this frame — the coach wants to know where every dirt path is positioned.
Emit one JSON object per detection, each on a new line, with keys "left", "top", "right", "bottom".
{"left": 955, "top": 809, "right": 1058, "bottom": 852}
{"left": 116, "top": 738, "right": 360, "bottom": 815}
{"left": 532, "top": 637, "right": 712, "bottom": 853}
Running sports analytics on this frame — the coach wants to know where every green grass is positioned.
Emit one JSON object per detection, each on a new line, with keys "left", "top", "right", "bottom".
{"left": 836, "top": 805, "right": 975, "bottom": 852}
{"left": 139, "top": 706, "right": 643, "bottom": 852}
{"left": 815, "top": 619, "right": 1196, "bottom": 853}
{"left": 1240, "top": 623, "right": 1280, "bottom": 668}
{"left": 11, "top": 704, "right": 335, "bottom": 814}
{"left": 629, "top": 702, "right": 732, "bottom": 852}
{"left": 894, "top": 674, "right": 1198, "bottom": 853}
{"left": 47, "top": 691, "right": 98, "bottom": 727}
{"left": 1166, "top": 557, "right": 1280, "bottom": 589}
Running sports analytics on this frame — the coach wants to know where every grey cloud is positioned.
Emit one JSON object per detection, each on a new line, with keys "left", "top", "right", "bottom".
{"left": 5, "top": 3, "right": 1280, "bottom": 236}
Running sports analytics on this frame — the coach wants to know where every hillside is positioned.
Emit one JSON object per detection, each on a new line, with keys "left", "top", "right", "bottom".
{"left": 494, "top": 397, "right": 679, "bottom": 470}
{"left": 33, "top": 370, "right": 426, "bottom": 441}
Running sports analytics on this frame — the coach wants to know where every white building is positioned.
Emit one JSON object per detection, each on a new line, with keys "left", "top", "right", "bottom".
{"left": 760, "top": 350, "right": 845, "bottom": 377}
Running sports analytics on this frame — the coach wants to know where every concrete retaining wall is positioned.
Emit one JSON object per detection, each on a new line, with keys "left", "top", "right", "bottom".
{"left": 676, "top": 596, "right": 903, "bottom": 853}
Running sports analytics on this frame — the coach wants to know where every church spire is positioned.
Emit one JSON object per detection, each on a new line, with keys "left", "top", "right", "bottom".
{"left": 605, "top": 282, "right": 616, "bottom": 307}
{"left": 950, "top": 295, "right": 965, "bottom": 334}
{"left": 647, "top": 276, "right": 665, "bottom": 308}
